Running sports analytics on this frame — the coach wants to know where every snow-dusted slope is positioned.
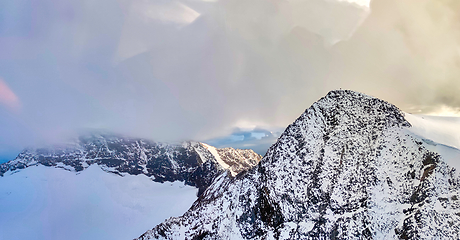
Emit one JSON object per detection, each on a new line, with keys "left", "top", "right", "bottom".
{"left": 201, "top": 143, "right": 262, "bottom": 176}
{"left": 138, "top": 90, "right": 460, "bottom": 240}
{"left": 215, "top": 147, "right": 261, "bottom": 176}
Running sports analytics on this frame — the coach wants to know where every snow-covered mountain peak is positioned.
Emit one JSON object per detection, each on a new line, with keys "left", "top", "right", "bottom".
{"left": 138, "top": 90, "right": 460, "bottom": 240}
{"left": 295, "top": 89, "right": 409, "bottom": 131}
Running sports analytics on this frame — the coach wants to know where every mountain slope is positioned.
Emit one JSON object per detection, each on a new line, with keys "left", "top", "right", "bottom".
{"left": 138, "top": 90, "right": 460, "bottom": 239}
{"left": 0, "top": 135, "right": 261, "bottom": 240}
{"left": 0, "top": 135, "right": 261, "bottom": 196}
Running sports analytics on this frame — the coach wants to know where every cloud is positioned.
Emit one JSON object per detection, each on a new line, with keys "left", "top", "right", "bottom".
{"left": 114, "top": 0, "right": 201, "bottom": 62}
{"left": 106, "top": 0, "right": 369, "bottom": 141}
{"left": 329, "top": 0, "right": 460, "bottom": 114}
{"left": 204, "top": 127, "right": 284, "bottom": 155}
{"left": 1, "top": 0, "right": 459, "bottom": 153}
{"left": 0, "top": 78, "right": 21, "bottom": 113}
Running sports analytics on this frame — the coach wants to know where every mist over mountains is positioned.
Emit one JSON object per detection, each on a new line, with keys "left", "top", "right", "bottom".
{"left": 2, "top": 0, "right": 459, "bottom": 157}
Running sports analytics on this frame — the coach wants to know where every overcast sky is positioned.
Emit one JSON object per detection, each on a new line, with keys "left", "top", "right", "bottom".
{"left": 1, "top": 0, "right": 459, "bottom": 159}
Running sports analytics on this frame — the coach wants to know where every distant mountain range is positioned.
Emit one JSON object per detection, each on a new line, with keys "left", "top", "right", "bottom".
{"left": 0, "top": 134, "right": 261, "bottom": 196}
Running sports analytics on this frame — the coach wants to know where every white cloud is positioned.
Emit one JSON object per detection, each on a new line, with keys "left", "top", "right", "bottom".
{"left": 1, "top": 0, "right": 460, "bottom": 150}
{"left": 115, "top": 0, "right": 201, "bottom": 63}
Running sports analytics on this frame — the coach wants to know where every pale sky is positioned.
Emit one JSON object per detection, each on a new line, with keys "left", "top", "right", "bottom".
{"left": 1, "top": 0, "right": 459, "bottom": 160}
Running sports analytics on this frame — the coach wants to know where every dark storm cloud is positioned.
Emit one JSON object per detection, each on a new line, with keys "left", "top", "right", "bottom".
{"left": 0, "top": 0, "right": 459, "bottom": 156}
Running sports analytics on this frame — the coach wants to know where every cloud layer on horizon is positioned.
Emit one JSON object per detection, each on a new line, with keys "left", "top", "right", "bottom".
{"left": 0, "top": 0, "right": 459, "bottom": 154}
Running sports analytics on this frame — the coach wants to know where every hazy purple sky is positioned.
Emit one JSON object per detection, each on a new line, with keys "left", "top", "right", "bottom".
{"left": 1, "top": 0, "right": 459, "bottom": 159}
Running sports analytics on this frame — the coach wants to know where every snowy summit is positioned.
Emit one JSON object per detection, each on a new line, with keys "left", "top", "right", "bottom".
{"left": 138, "top": 90, "right": 460, "bottom": 240}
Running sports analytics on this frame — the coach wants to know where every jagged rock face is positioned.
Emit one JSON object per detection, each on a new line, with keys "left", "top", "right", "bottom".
{"left": 0, "top": 135, "right": 261, "bottom": 196}
{"left": 201, "top": 143, "right": 262, "bottom": 176}
{"left": 138, "top": 90, "right": 460, "bottom": 240}
{"left": 217, "top": 148, "right": 261, "bottom": 176}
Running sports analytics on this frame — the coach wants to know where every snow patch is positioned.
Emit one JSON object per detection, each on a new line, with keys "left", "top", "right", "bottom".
{"left": 0, "top": 165, "right": 198, "bottom": 240}
{"left": 201, "top": 143, "right": 232, "bottom": 172}
{"left": 405, "top": 112, "right": 460, "bottom": 174}
{"left": 404, "top": 113, "right": 460, "bottom": 150}
{"left": 194, "top": 145, "right": 208, "bottom": 164}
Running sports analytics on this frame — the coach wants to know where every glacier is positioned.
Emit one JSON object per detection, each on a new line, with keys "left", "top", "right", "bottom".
{"left": 0, "top": 164, "right": 197, "bottom": 240}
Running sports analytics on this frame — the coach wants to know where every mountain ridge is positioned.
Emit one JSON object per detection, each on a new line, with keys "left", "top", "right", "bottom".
{"left": 0, "top": 134, "right": 262, "bottom": 196}
{"left": 137, "top": 90, "right": 460, "bottom": 239}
